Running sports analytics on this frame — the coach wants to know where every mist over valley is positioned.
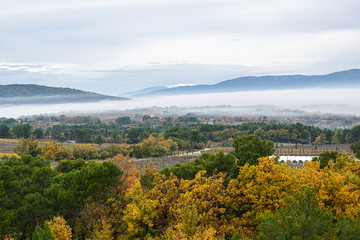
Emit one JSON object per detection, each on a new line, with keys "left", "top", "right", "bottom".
{"left": 2, "top": 88, "right": 359, "bottom": 121}
{"left": 1, "top": 69, "right": 360, "bottom": 120}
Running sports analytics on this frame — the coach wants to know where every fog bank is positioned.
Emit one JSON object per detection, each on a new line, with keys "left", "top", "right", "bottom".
{"left": 1, "top": 88, "right": 359, "bottom": 118}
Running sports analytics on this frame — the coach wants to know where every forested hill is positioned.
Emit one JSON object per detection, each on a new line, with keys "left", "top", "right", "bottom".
{"left": 0, "top": 84, "right": 128, "bottom": 105}
{"left": 136, "top": 69, "right": 360, "bottom": 96}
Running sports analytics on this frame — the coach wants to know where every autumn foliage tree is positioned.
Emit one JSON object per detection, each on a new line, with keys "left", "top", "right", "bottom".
{"left": 133, "top": 134, "right": 178, "bottom": 158}
{"left": 72, "top": 144, "right": 99, "bottom": 160}
{"left": 4, "top": 132, "right": 360, "bottom": 239}
{"left": 47, "top": 216, "right": 72, "bottom": 240}
{"left": 13, "top": 135, "right": 41, "bottom": 157}
{"left": 109, "top": 154, "right": 140, "bottom": 196}
{"left": 225, "top": 157, "right": 296, "bottom": 235}
{"left": 123, "top": 181, "right": 158, "bottom": 239}
{"left": 42, "top": 142, "right": 74, "bottom": 161}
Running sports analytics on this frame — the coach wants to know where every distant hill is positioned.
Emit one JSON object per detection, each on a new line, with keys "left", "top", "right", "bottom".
{"left": 0, "top": 84, "right": 128, "bottom": 105}
{"left": 121, "top": 86, "right": 167, "bottom": 97}
{"left": 134, "top": 69, "right": 360, "bottom": 96}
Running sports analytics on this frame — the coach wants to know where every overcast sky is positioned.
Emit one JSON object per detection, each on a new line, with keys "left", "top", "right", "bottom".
{"left": 1, "top": 0, "right": 360, "bottom": 95}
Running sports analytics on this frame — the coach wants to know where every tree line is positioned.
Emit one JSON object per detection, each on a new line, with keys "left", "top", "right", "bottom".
{"left": 3, "top": 120, "right": 360, "bottom": 147}
{"left": 12, "top": 134, "right": 179, "bottom": 161}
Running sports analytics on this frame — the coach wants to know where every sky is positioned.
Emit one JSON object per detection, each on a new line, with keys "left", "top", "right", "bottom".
{"left": 1, "top": 0, "right": 360, "bottom": 96}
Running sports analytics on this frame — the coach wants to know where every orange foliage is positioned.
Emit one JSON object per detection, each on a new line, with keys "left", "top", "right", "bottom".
{"left": 74, "top": 198, "right": 122, "bottom": 239}
{"left": 109, "top": 154, "right": 140, "bottom": 196}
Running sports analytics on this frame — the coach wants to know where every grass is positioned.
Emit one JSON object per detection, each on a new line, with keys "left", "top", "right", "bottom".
{"left": 0, "top": 152, "right": 19, "bottom": 159}
{"left": 0, "top": 138, "right": 19, "bottom": 143}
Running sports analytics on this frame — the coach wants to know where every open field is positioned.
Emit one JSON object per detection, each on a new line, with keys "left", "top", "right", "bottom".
{"left": 0, "top": 138, "right": 103, "bottom": 154}
{"left": 274, "top": 143, "right": 353, "bottom": 156}
{"left": 0, "top": 138, "right": 20, "bottom": 154}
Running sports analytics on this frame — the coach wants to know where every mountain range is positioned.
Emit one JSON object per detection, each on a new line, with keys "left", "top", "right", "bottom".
{"left": 0, "top": 84, "right": 127, "bottom": 105}
{"left": 130, "top": 69, "right": 360, "bottom": 97}
{"left": 2, "top": 69, "right": 360, "bottom": 105}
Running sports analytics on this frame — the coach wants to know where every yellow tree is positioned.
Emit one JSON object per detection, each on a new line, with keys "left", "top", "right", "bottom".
{"left": 123, "top": 181, "right": 158, "bottom": 239}
{"left": 146, "top": 171, "right": 230, "bottom": 239}
{"left": 73, "top": 197, "right": 126, "bottom": 239}
{"left": 161, "top": 194, "right": 199, "bottom": 240}
{"left": 133, "top": 134, "right": 178, "bottom": 158}
{"left": 153, "top": 171, "right": 229, "bottom": 239}
{"left": 47, "top": 216, "right": 72, "bottom": 240}
{"left": 161, "top": 193, "right": 220, "bottom": 240}
{"left": 147, "top": 173, "right": 181, "bottom": 232}
{"left": 314, "top": 133, "right": 328, "bottom": 145}
{"left": 72, "top": 144, "right": 99, "bottom": 160}
{"left": 3, "top": 235, "right": 15, "bottom": 240}
{"left": 42, "top": 142, "right": 74, "bottom": 160}
{"left": 13, "top": 135, "right": 41, "bottom": 157}
{"left": 177, "top": 171, "right": 228, "bottom": 237}
{"left": 91, "top": 220, "right": 114, "bottom": 240}
{"left": 298, "top": 157, "right": 360, "bottom": 219}
{"left": 224, "top": 157, "right": 296, "bottom": 235}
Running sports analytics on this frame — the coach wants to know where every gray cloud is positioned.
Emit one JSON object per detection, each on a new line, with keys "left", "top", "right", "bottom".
{"left": 0, "top": 0, "right": 359, "bottom": 93}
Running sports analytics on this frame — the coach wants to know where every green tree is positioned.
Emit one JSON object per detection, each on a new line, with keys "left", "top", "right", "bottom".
{"left": 57, "top": 132, "right": 67, "bottom": 143}
{"left": 257, "top": 188, "right": 336, "bottom": 240}
{"left": 337, "top": 215, "right": 360, "bottom": 240}
{"left": 0, "top": 186, "right": 12, "bottom": 236}
{"left": 94, "top": 135, "right": 105, "bottom": 146}
{"left": 99, "top": 144, "right": 132, "bottom": 159}
{"left": 161, "top": 151, "right": 236, "bottom": 180}
{"left": 0, "top": 124, "right": 10, "bottom": 138}
{"left": 0, "top": 155, "right": 54, "bottom": 238}
{"left": 312, "top": 151, "right": 340, "bottom": 169}
{"left": 56, "top": 159, "right": 86, "bottom": 174}
{"left": 125, "top": 126, "right": 153, "bottom": 144}
{"left": 45, "top": 161, "right": 122, "bottom": 224}
{"left": 83, "top": 134, "right": 93, "bottom": 143}
{"left": 13, "top": 124, "right": 32, "bottom": 138}
{"left": 350, "top": 141, "right": 360, "bottom": 159}
{"left": 331, "top": 130, "right": 341, "bottom": 144}
{"left": 115, "top": 116, "right": 131, "bottom": 125}
{"left": 350, "top": 125, "right": 360, "bottom": 142}
{"left": 232, "top": 134, "right": 275, "bottom": 166}
{"left": 33, "top": 128, "right": 44, "bottom": 139}
{"left": 32, "top": 222, "right": 54, "bottom": 240}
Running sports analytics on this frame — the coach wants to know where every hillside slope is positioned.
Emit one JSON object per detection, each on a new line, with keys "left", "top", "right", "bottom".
{"left": 0, "top": 84, "right": 127, "bottom": 105}
{"left": 135, "top": 69, "right": 360, "bottom": 96}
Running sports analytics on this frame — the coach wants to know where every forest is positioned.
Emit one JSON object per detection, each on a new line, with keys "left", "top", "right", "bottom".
{"left": 2, "top": 115, "right": 360, "bottom": 159}
{"left": 1, "top": 134, "right": 360, "bottom": 239}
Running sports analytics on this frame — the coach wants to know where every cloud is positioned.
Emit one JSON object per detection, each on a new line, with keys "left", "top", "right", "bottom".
{"left": 167, "top": 84, "right": 196, "bottom": 88}
{"left": 0, "top": 0, "right": 359, "bottom": 94}
{"left": 0, "top": 63, "right": 68, "bottom": 73}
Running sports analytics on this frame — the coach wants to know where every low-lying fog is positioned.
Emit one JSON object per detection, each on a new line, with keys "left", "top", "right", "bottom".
{"left": 1, "top": 88, "right": 360, "bottom": 118}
